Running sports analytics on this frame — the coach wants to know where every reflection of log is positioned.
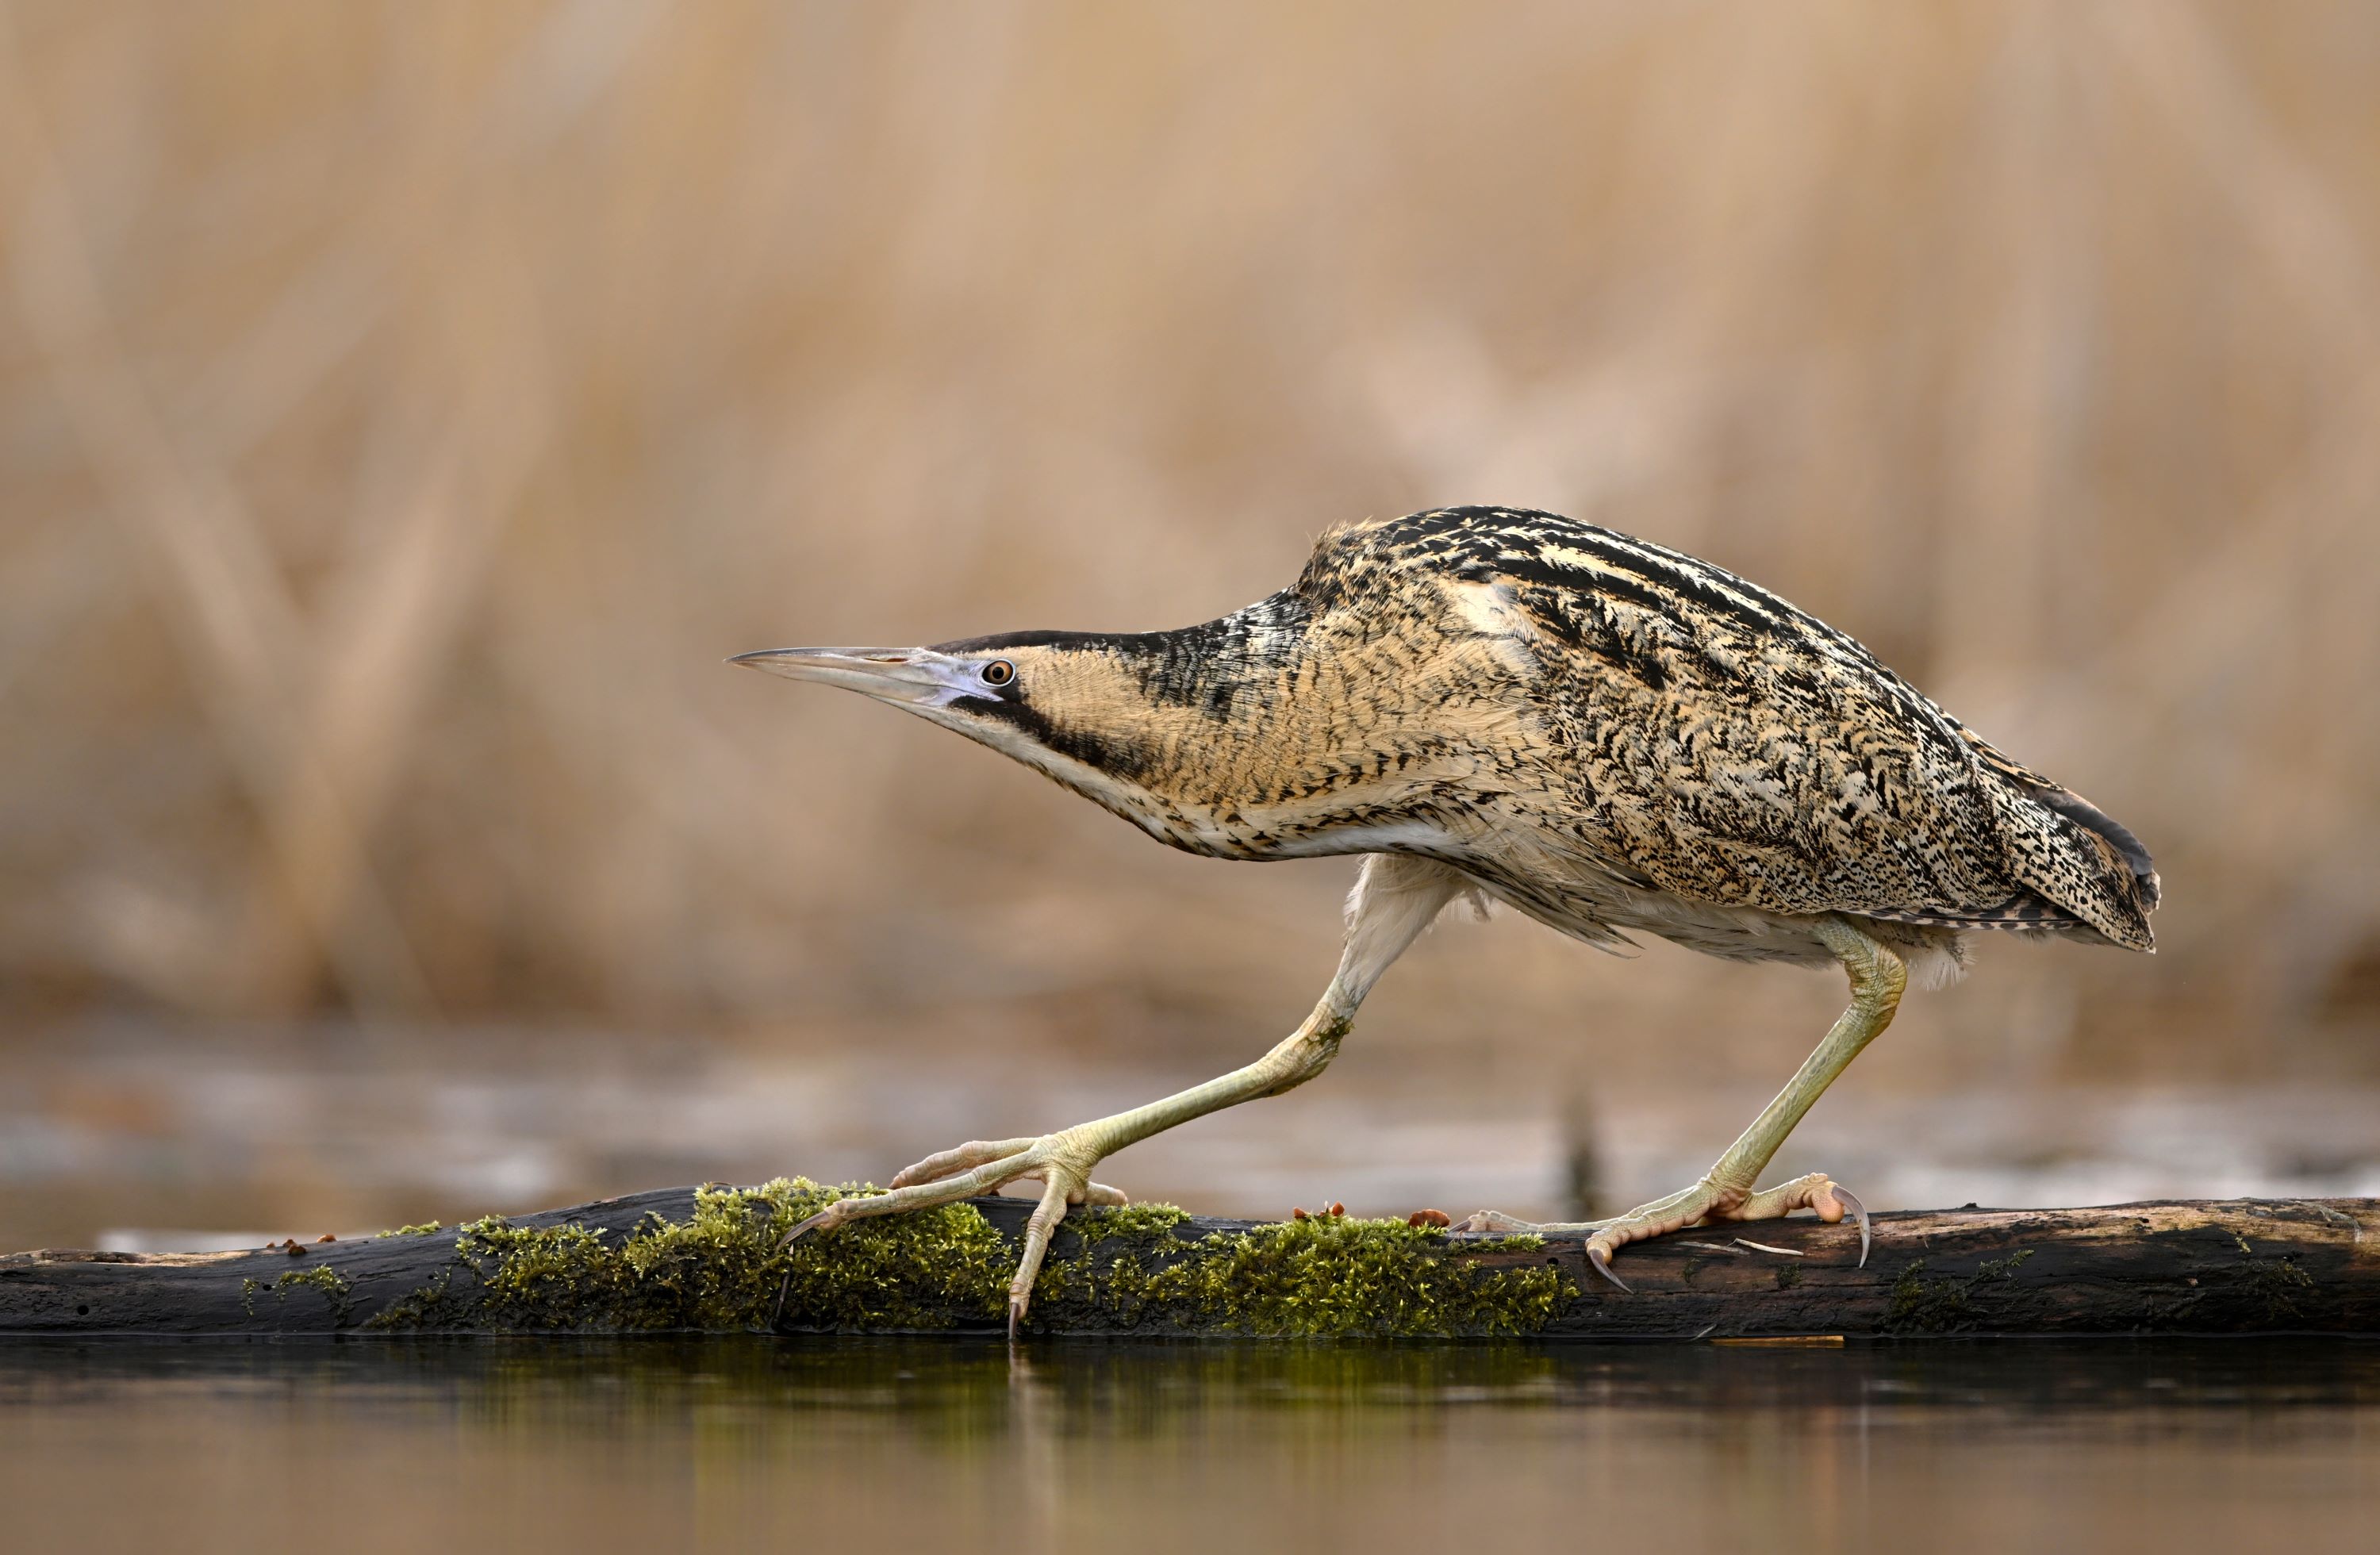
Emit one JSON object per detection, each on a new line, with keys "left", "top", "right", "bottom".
{"left": 2, "top": 1185, "right": 2374, "bottom": 1338}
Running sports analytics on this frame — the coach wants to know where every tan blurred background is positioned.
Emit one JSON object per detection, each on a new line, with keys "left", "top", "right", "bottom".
{"left": 2, "top": 0, "right": 2378, "bottom": 1250}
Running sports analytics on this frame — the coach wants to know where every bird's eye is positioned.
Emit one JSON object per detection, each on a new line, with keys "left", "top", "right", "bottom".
{"left": 980, "top": 659, "right": 1015, "bottom": 688}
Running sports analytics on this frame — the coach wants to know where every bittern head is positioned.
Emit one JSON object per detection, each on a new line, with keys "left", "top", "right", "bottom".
{"left": 731, "top": 630, "right": 1188, "bottom": 817}
{"left": 734, "top": 588, "right": 1366, "bottom": 857}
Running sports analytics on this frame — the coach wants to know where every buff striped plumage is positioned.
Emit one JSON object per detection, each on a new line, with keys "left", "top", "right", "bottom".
{"left": 934, "top": 505, "right": 2157, "bottom": 969}
{"left": 1331, "top": 509, "right": 2155, "bottom": 942}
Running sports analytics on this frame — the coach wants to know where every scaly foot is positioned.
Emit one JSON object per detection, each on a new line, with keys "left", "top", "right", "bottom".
{"left": 783, "top": 1131, "right": 1129, "bottom": 1335}
{"left": 1451, "top": 1172, "right": 1868, "bottom": 1292}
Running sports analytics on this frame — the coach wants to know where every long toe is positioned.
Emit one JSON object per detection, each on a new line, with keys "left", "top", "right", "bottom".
{"left": 1005, "top": 1169, "right": 1087, "bottom": 1336}
{"left": 783, "top": 1207, "right": 840, "bottom": 1243}
{"left": 778, "top": 1129, "right": 1113, "bottom": 1330}
{"left": 891, "top": 1138, "right": 1038, "bottom": 1189}
{"left": 1721, "top": 1172, "right": 1871, "bottom": 1266}
{"left": 1500, "top": 1181, "right": 1737, "bottom": 1290}
{"left": 780, "top": 1143, "right": 1040, "bottom": 1249}
{"left": 1449, "top": 1209, "right": 1545, "bottom": 1235}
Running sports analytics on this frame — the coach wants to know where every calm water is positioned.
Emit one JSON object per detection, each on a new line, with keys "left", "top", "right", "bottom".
{"left": 4, "top": 1338, "right": 2378, "bottom": 1553}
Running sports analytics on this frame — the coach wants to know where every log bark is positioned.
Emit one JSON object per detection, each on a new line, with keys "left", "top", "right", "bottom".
{"left": 2, "top": 1188, "right": 2373, "bottom": 1339}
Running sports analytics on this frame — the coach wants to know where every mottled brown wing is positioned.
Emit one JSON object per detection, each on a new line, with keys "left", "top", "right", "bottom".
{"left": 1329, "top": 509, "right": 2155, "bottom": 946}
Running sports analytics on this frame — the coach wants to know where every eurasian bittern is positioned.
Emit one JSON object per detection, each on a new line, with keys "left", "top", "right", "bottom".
{"left": 736, "top": 506, "right": 2157, "bottom": 1329}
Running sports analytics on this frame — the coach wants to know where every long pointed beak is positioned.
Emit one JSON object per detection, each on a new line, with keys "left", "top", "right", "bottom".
{"left": 728, "top": 646, "right": 962, "bottom": 705}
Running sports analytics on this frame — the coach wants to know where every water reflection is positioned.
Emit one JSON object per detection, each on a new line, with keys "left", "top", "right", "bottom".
{"left": 4, "top": 1338, "right": 2377, "bottom": 1551}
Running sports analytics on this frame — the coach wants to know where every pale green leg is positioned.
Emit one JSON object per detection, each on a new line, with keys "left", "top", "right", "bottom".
{"left": 1453, "top": 915, "right": 1906, "bottom": 1288}
{"left": 782, "top": 855, "right": 1466, "bottom": 1334}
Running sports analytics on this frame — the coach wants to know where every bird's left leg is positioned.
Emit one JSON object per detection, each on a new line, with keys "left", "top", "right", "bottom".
{"left": 785, "top": 854, "right": 1468, "bottom": 1333}
{"left": 1454, "top": 915, "right": 1903, "bottom": 1288}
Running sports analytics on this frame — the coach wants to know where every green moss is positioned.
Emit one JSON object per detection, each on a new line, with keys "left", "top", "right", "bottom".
{"left": 1774, "top": 1261, "right": 1802, "bottom": 1291}
{"left": 371, "top": 1180, "right": 1008, "bottom": 1334}
{"left": 364, "top": 1267, "right": 462, "bottom": 1331}
{"left": 1068, "top": 1202, "right": 1192, "bottom": 1248}
{"left": 1038, "top": 1213, "right": 1575, "bottom": 1338}
{"left": 1884, "top": 1249, "right": 2033, "bottom": 1334}
{"left": 451, "top": 1216, "right": 622, "bottom": 1328}
{"left": 757, "top": 1181, "right": 1009, "bottom": 1323}
{"left": 363, "top": 1181, "right": 1576, "bottom": 1338}
{"left": 374, "top": 1222, "right": 443, "bottom": 1238}
{"left": 244, "top": 1264, "right": 355, "bottom": 1322}
{"left": 278, "top": 1264, "right": 355, "bottom": 1319}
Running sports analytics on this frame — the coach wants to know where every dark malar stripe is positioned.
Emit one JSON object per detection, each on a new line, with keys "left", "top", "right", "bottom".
{"left": 969, "top": 697, "right": 1152, "bottom": 780}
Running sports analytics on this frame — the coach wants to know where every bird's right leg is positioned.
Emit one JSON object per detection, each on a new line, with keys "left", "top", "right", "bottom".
{"left": 1453, "top": 915, "right": 1904, "bottom": 1288}
{"left": 785, "top": 854, "right": 1467, "bottom": 1334}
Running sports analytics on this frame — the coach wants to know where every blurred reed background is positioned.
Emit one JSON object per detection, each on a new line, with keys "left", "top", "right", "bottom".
{"left": 2, "top": 1, "right": 2378, "bottom": 1246}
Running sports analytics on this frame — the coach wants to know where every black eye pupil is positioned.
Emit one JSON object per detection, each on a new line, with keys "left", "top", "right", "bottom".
{"left": 983, "top": 660, "right": 1013, "bottom": 686}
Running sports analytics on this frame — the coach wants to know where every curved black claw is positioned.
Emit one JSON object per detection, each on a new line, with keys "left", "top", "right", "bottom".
{"left": 1586, "top": 1242, "right": 1633, "bottom": 1294}
{"left": 1835, "top": 1186, "right": 1871, "bottom": 1268}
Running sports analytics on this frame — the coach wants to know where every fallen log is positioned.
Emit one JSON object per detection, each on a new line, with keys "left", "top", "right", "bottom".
{"left": 2, "top": 1180, "right": 2373, "bottom": 1338}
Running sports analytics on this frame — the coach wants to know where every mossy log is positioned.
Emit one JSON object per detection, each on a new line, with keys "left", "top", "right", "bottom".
{"left": 2, "top": 1181, "right": 2374, "bottom": 1339}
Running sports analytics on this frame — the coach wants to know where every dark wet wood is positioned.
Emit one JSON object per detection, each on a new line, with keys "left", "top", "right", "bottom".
{"left": 1514, "top": 1197, "right": 2378, "bottom": 1338}
{"left": 2, "top": 1191, "right": 2372, "bottom": 1338}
